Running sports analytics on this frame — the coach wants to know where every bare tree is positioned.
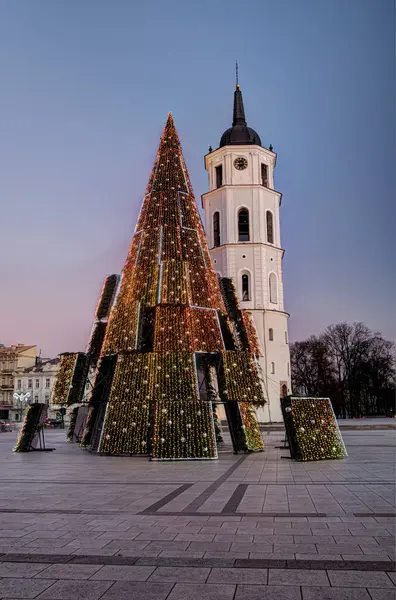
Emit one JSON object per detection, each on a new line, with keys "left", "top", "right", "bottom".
{"left": 291, "top": 322, "right": 395, "bottom": 418}
{"left": 291, "top": 336, "right": 336, "bottom": 397}
{"left": 323, "top": 323, "right": 372, "bottom": 417}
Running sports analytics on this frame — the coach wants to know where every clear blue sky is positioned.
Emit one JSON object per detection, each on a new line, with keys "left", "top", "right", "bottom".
{"left": 0, "top": 0, "right": 394, "bottom": 356}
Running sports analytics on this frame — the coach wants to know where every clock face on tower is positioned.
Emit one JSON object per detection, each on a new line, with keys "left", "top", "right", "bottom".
{"left": 233, "top": 156, "right": 248, "bottom": 171}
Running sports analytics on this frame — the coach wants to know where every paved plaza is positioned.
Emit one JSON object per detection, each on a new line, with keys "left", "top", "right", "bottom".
{"left": 0, "top": 427, "right": 395, "bottom": 599}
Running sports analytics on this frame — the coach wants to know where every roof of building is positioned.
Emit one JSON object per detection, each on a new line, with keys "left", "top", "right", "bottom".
{"left": 22, "top": 358, "right": 60, "bottom": 374}
{"left": 0, "top": 344, "right": 36, "bottom": 355}
{"left": 219, "top": 85, "right": 261, "bottom": 148}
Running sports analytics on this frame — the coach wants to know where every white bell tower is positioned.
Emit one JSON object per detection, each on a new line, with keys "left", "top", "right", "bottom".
{"left": 202, "top": 83, "right": 291, "bottom": 422}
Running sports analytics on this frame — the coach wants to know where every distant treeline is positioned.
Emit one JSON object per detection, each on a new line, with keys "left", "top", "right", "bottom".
{"left": 290, "top": 322, "right": 395, "bottom": 418}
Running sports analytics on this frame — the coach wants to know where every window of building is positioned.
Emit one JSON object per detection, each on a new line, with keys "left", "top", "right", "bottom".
{"left": 2, "top": 377, "right": 5, "bottom": 385}
{"left": 17, "top": 380, "right": 21, "bottom": 390}
{"left": 269, "top": 328, "right": 274, "bottom": 341}
{"left": 271, "top": 362, "right": 275, "bottom": 374}
{"left": 238, "top": 209, "right": 250, "bottom": 241}
{"left": 9, "top": 362, "right": 14, "bottom": 370}
{"left": 261, "top": 163, "right": 268, "bottom": 187}
{"left": 215, "top": 164, "right": 223, "bottom": 188}
{"left": 281, "top": 383, "right": 288, "bottom": 397}
{"left": 269, "top": 273, "right": 278, "bottom": 304}
{"left": 45, "top": 378, "right": 50, "bottom": 389}
{"left": 34, "top": 394, "right": 38, "bottom": 402}
{"left": 285, "top": 331, "right": 288, "bottom": 344}
{"left": 287, "top": 362, "right": 290, "bottom": 376}
{"left": 2, "top": 362, "right": 5, "bottom": 370}
{"left": 213, "top": 212, "right": 220, "bottom": 247}
{"left": 28, "top": 379, "right": 32, "bottom": 388}
{"left": 241, "top": 273, "right": 250, "bottom": 301}
{"left": 45, "top": 394, "right": 49, "bottom": 404}
{"left": 35, "top": 379, "right": 39, "bottom": 388}
{"left": 266, "top": 211, "right": 274, "bottom": 244}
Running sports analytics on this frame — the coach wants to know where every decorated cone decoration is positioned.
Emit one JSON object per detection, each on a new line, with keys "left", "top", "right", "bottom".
{"left": 281, "top": 397, "right": 347, "bottom": 461}
{"left": 83, "top": 113, "right": 266, "bottom": 459}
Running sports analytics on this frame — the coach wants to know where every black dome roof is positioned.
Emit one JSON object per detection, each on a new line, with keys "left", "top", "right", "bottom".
{"left": 220, "top": 125, "right": 261, "bottom": 148}
{"left": 219, "top": 85, "right": 261, "bottom": 148}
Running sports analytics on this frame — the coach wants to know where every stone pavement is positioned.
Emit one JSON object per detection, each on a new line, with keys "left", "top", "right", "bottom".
{"left": 0, "top": 429, "right": 394, "bottom": 599}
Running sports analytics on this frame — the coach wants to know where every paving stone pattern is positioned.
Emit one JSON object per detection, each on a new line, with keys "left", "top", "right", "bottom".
{"left": 0, "top": 429, "right": 394, "bottom": 598}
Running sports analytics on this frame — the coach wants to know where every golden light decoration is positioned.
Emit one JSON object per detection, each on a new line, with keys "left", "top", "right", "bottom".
{"left": 220, "top": 351, "right": 265, "bottom": 406}
{"left": 238, "top": 402, "right": 265, "bottom": 450}
{"left": 87, "top": 321, "right": 107, "bottom": 365}
{"left": 52, "top": 353, "right": 77, "bottom": 405}
{"left": 124, "top": 231, "right": 142, "bottom": 269}
{"left": 98, "top": 352, "right": 217, "bottom": 457}
{"left": 66, "top": 406, "right": 80, "bottom": 442}
{"left": 160, "top": 260, "right": 189, "bottom": 304}
{"left": 136, "top": 229, "right": 161, "bottom": 269}
{"left": 101, "top": 295, "right": 140, "bottom": 355}
{"left": 152, "top": 400, "right": 217, "bottom": 459}
{"left": 282, "top": 397, "right": 347, "bottom": 461}
{"left": 99, "top": 353, "right": 152, "bottom": 454}
{"left": 14, "top": 403, "right": 46, "bottom": 452}
{"left": 80, "top": 405, "right": 97, "bottom": 447}
{"left": 241, "top": 311, "right": 263, "bottom": 356}
{"left": 153, "top": 307, "right": 223, "bottom": 353}
{"left": 95, "top": 275, "right": 119, "bottom": 321}
{"left": 52, "top": 353, "right": 89, "bottom": 406}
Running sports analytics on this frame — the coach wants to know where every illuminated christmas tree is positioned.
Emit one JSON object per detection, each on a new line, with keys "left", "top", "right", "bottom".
{"left": 82, "top": 113, "right": 266, "bottom": 459}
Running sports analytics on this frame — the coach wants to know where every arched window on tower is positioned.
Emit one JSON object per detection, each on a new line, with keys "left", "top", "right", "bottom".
{"left": 269, "top": 328, "right": 274, "bottom": 341}
{"left": 269, "top": 273, "right": 278, "bottom": 304}
{"left": 213, "top": 212, "right": 220, "bottom": 247}
{"left": 241, "top": 273, "right": 250, "bottom": 301}
{"left": 261, "top": 163, "right": 268, "bottom": 187}
{"left": 215, "top": 164, "right": 223, "bottom": 188}
{"left": 238, "top": 209, "right": 250, "bottom": 241}
{"left": 281, "top": 383, "right": 288, "bottom": 397}
{"left": 266, "top": 211, "right": 274, "bottom": 244}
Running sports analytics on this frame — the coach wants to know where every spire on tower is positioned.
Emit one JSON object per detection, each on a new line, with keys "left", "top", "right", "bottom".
{"left": 220, "top": 73, "right": 261, "bottom": 147}
{"left": 233, "top": 61, "right": 247, "bottom": 126}
{"left": 233, "top": 85, "right": 247, "bottom": 127}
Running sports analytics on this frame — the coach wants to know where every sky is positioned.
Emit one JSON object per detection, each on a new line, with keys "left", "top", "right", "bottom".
{"left": 0, "top": 0, "right": 395, "bottom": 357}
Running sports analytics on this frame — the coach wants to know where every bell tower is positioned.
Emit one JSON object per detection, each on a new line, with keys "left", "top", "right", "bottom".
{"left": 202, "top": 81, "right": 291, "bottom": 422}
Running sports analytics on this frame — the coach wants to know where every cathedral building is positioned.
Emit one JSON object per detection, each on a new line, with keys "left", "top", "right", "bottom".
{"left": 202, "top": 83, "right": 291, "bottom": 422}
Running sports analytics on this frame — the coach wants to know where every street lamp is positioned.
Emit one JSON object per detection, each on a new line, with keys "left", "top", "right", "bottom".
{"left": 13, "top": 391, "right": 31, "bottom": 421}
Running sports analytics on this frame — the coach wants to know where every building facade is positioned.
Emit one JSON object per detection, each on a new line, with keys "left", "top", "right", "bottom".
{"left": 0, "top": 344, "right": 37, "bottom": 421}
{"left": 202, "top": 85, "right": 291, "bottom": 422}
{"left": 14, "top": 358, "right": 60, "bottom": 421}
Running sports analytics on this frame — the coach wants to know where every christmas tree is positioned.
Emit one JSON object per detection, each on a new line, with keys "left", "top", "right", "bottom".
{"left": 82, "top": 113, "right": 266, "bottom": 459}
